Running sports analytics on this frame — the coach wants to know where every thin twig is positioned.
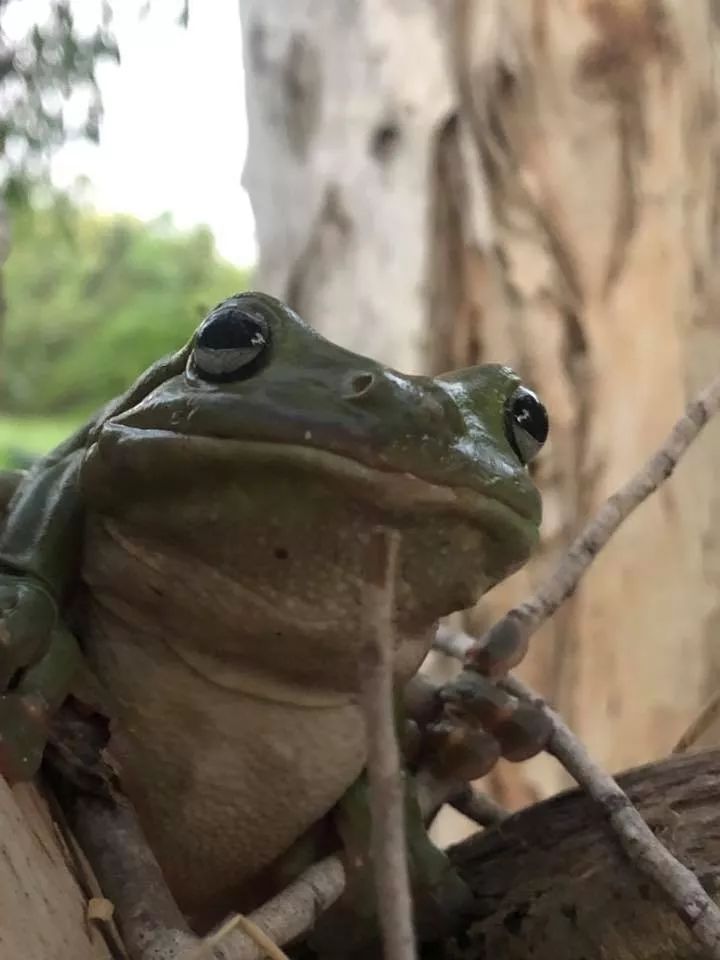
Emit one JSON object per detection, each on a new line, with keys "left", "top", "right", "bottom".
{"left": 674, "top": 691, "right": 720, "bottom": 753}
{"left": 358, "top": 528, "right": 417, "bottom": 960}
{"left": 501, "top": 675, "right": 720, "bottom": 956}
{"left": 463, "top": 374, "right": 720, "bottom": 673}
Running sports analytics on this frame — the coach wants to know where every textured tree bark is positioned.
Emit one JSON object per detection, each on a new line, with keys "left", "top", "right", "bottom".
{"left": 241, "top": 0, "right": 720, "bottom": 809}
{"left": 430, "top": 0, "right": 720, "bottom": 808}
{"left": 434, "top": 748, "right": 720, "bottom": 960}
{"left": 0, "top": 779, "right": 111, "bottom": 960}
{"left": 238, "top": 0, "right": 456, "bottom": 371}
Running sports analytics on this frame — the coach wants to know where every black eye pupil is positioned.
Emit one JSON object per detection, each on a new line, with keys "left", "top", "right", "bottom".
{"left": 505, "top": 386, "right": 549, "bottom": 465}
{"left": 512, "top": 392, "right": 548, "bottom": 443}
{"left": 196, "top": 308, "right": 267, "bottom": 351}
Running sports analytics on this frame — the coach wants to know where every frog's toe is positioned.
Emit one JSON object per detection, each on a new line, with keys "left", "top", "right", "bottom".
{"left": 0, "top": 577, "right": 57, "bottom": 688}
{"left": 420, "top": 717, "right": 501, "bottom": 780}
{"left": 464, "top": 614, "right": 529, "bottom": 677}
{"left": 0, "top": 692, "right": 49, "bottom": 782}
{"left": 438, "top": 670, "right": 552, "bottom": 764}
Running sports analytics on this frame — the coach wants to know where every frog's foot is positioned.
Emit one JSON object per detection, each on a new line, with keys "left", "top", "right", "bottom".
{"left": 432, "top": 670, "right": 552, "bottom": 772}
{"left": 0, "top": 575, "right": 81, "bottom": 782}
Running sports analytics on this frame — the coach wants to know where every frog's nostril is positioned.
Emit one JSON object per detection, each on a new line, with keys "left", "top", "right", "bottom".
{"left": 344, "top": 371, "right": 377, "bottom": 399}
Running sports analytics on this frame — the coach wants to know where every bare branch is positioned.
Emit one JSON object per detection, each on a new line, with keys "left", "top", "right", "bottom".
{"left": 502, "top": 676, "right": 720, "bottom": 957}
{"left": 68, "top": 793, "right": 197, "bottom": 960}
{"left": 461, "top": 374, "right": 720, "bottom": 676}
{"left": 358, "top": 528, "right": 417, "bottom": 960}
{"left": 674, "top": 691, "right": 720, "bottom": 753}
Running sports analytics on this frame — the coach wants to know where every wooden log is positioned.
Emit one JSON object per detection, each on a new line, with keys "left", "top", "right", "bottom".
{"left": 442, "top": 748, "right": 720, "bottom": 959}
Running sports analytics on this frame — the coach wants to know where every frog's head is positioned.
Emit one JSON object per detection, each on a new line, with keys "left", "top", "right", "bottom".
{"left": 85, "top": 293, "right": 547, "bottom": 692}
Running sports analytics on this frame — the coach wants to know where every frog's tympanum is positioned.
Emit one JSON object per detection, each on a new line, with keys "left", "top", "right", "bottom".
{"left": 0, "top": 293, "right": 547, "bottom": 934}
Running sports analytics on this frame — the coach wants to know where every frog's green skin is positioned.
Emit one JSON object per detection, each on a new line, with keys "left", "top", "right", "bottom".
{"left": 0, "top": 292, "right": 543, "bottom": 928}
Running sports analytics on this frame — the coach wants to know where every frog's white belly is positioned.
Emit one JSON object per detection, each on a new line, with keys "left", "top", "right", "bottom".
{"left": 80, "top": 599, "right": 366, "bottom": 920}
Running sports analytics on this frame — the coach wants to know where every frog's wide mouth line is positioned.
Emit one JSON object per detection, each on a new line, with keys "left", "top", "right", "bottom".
{"left": 92, "top": 426, "right": 540, "bottom": 537}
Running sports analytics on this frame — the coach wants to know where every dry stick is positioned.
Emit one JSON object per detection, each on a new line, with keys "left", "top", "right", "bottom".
{"left": 501, "top": 676, "right": 720, "bottom": 956}
{"left": 358, "top": 528, "right": 417, "bottom": 960}
{"left": 675, "top": 691, "right": 720, "bottom": 753}
{"left": 69, "top": 793, "right": 198, "bottom": 960}
{"left": 468, "top": 373, "right": 720, "bottom": 664}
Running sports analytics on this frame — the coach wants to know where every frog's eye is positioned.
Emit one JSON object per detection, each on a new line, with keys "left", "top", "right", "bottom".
{"left": 505, "top": 387, "right": 548, "bottom": 465}
{"left": 192, "top": 305, "right": 271, "bottom": 382}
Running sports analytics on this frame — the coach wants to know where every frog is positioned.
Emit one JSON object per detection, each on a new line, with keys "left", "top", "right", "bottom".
{"left": 0, "top": 291, "right": 548, "bottom": 936}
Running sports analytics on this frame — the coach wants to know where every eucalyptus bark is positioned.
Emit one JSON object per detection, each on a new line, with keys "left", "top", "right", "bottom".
{"left": 239, "top": 0, "right": 455, "bottom": 371}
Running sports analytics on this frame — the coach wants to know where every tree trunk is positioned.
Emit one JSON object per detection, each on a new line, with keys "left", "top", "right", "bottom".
{"left": 238, "top": 0, "right": 456, "bottom": 371}
{"left": 240, "top": 0, "right": 720, "bottom": 811}
{"left": 435, "top": 747, "right": 720, "bottom": 960}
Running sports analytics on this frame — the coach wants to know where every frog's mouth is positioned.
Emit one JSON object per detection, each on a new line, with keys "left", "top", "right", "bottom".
{"left": 88, "top": 425, "right": 540, "bottom": 556}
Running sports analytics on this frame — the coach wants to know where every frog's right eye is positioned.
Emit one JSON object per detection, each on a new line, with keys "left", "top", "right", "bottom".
{"left": 191, "top": 303, "right": 271, "bottom": 382}
{"left": 504, "top": 386, "right": 549, "bottom": 465}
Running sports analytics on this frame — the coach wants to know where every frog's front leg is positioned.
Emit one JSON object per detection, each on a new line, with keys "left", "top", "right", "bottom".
{"left": 309, "top": 768, "right": 472, "bottom": 959}
{"left": 0, "top": 453, "right": 85, "bottom": 782}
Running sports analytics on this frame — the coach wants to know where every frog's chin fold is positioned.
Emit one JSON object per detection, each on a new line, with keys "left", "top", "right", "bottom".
{"left": 86, "top": 425, "right": 540, "bottom": 549}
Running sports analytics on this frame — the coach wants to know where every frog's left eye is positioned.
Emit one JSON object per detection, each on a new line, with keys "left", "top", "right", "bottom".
{"left": 192, "top": 305, "right": 271, "bottom": 382}
{"left": 505, "top": 387, "right": 548, "bottom": 465}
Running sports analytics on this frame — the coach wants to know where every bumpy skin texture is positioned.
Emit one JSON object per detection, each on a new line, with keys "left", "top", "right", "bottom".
{"left": 0, "top": 293, "right": 544, "bottom": 924}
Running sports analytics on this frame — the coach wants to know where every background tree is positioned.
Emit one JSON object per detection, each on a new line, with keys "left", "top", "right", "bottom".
{"left": 239, "top": 0, "right": 720, "bottom": 816}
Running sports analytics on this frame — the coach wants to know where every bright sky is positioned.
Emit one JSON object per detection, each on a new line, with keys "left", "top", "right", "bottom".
{"left": 8, "top": 1, "right": 257, "bottom": 266}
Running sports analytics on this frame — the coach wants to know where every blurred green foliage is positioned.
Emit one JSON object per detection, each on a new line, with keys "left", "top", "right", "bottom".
{"left": 2, "top": 189, "right": 249, "bottom": 430}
